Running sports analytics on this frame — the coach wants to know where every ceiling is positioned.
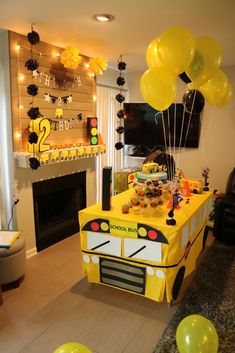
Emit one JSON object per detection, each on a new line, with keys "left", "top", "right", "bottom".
{"left": 0, "top": 0, "right": 235, "bottom": 72}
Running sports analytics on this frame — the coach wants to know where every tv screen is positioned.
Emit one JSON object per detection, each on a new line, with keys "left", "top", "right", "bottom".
{"left": 124, "top": 103, "right": 201, "bottom": 151}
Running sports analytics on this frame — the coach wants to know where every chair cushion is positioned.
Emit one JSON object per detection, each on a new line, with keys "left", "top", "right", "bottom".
{"left": 0, "top": 236, "right": 25, "bottom": 258}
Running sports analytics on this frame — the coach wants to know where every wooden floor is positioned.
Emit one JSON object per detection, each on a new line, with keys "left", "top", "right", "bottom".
{"left": 0, "top": 233, "right": 212, "bottom": 353}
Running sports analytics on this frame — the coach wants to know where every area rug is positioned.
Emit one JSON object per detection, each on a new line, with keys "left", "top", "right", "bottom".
{"left": 153, "top": 240, "right": 235, "bottom": 353}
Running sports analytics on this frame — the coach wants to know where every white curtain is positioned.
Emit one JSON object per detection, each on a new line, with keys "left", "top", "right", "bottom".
{"left": 0, "top": 31, "right": 15, "bottom": 229}
{"left": 96, "top": 85, "right": 124, "bottom": 201}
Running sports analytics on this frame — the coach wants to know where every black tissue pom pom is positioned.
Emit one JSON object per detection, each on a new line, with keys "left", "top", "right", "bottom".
{"left": 116, "top": 126, "right": 124, "bottom": 134}
{"left": 27, "top": 31, "right": 40, "bottom": 45}
{"left": 29, "top": 157, "right": 40, "bottom": 170}
{"left": 115, "top": 142, "right": 124, "bottom": 150}
{"left": 28, "top": 132, "right": 38, "bottom": 144}
{"left": 116, "top": 93, "right": 125, "bottom": 103}
{"left": 118, "top": 61, "right": 126, "bottom": 71}
{"left": 25, "top": 59, "right": 39, "bottom": 71}
{"left": 117, "top": 109, "right": 124, "bottom": 119}
{"left": 168, "top": 209, "right": 174, "bottom": 218}
{"left": 117, "top": 76, "right": 125, "bottom": 86}
{"left": 27, "top": 107, "right": 41, "bottom": 119}
{"left": 27, "top": 84, "right": 38, "bottom": 96}
{"left": 166, "top": 218, "right": 176, "bottom": 226}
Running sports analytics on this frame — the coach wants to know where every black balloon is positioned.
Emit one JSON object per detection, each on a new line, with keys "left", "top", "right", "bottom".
{"left": 183, "top": 90, "right": 205, "bottom": 114}
{"left": 179, "top": 72, "right": 191, "bottom": 84}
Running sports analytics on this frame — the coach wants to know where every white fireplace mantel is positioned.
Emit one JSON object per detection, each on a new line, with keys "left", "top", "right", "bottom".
{"left": 14, "top": 156, "right": 98, "bottom": 255}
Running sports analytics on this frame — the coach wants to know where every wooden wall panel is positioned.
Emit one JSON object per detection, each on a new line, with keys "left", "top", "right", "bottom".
{"left": 9, "top": 31, "right": 96, "bottom": 152}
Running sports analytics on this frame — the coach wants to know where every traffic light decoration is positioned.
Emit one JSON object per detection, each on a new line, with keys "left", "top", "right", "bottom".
{"left": 87, "top": 117, "right": 98, "bottom": 145}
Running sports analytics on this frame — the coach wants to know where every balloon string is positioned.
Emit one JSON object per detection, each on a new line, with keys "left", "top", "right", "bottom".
{"left": 200, "top": 110, "right": 213, "bottom": 170}
{"left": 159, "top": 111, "right": 170, "bottom": 177}
{"left": 174, "top": 98, "right": 186, "bottom": 190}
{"left": 183, "top": 90, "right": 196, "bottom": 147}
{"left": 167, "top": 107, "right": 173, "bottom": 180}
{"left": 172, "top": 103, "right": 176, "bottom": 181}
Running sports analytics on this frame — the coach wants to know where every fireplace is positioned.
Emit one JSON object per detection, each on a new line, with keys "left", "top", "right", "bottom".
{"left": 32, "top": 171, "right": 86, "bottom": 251}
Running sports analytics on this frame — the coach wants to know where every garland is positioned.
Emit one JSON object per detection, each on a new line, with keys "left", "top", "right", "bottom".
{"left": 26, "top": 25, "right": 41, "bottom": 170}
{"left": 32, "top": 70, "right": 82, "bottom": 89}
{"left": 46, "top": 113, "right": 82, "bottom": 131}
{"left": 115, "top": 55, "right": 127, "bottom": 150}
{"left": 44, "top": 93, "right": 72, "bottom": 105}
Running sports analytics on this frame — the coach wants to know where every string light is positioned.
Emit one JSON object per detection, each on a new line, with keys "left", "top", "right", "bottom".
{"left": 56, "top": 52, "right": 60, "bottom": 57}
{"left": 15, "top": 131, "right": 22, "bottom": 139}
{"left": 16, "top": 42, "right": 23, "bottom": 150}
{"left": 85, "top": 63, "right": 90, "bottom": 68}
{"left": 18, "top": 74, "right": 25, "bottom": 81}
{"left": 93, "top": 95, "right": 97, "bottom": 102}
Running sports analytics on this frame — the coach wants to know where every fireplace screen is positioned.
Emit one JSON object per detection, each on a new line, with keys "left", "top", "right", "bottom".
{"left": 32, "top": 171, "right": 86, "bottom": 251}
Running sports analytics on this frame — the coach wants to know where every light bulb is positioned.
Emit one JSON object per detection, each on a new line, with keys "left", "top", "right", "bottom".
{"left": 18, "top": 74, "right": 24, "bottom": 81}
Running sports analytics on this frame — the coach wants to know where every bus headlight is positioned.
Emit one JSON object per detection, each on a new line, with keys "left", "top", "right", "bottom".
{"left": 146, "top": 267, "right": 154, "bottom": 275}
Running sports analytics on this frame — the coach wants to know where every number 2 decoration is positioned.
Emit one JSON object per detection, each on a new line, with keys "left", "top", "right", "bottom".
{"left": 28, "top": 118, "right": 51, "bottom": 153}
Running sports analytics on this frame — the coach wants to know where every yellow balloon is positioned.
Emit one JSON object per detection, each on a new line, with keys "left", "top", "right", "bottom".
{"left": 176, "top": 315, "right": 219, "bottom": 353}
{"left": 217, "top": 82, "right": 233, "bottom": 108}
{"left": 140, "top": 67, "right": 176, "bottom": 111}
{"left": 187, "top": 36, "right": 222, "bottom": 88}
{"left": 158, "top": 26, "right": 195, "bottom": 75}
{"left": 146, "top": 37, "right": 162, "bottom": 69}
{"left": 54, "top": 342, "right": 92, "bottom": 353}
{"left": 199, "top": 70, "right": 228, "bottom": 106}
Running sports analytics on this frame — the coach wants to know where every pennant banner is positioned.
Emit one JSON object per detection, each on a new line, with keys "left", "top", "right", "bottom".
{"left": 32, "top": 70, "right": 82, "bottom": 89}
{"left": 45, "top": 113, "right": 82, "bottom": 131}
{"left": 44, "top": 93, "right": 72, "bottom": 106}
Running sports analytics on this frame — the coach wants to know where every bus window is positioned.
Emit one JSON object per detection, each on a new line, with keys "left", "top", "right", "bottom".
{"left": 87, "top": 232, "right": 121, "bottom": 256}
{"left": 124, "top": 238, "right": 162, "bottom": 262}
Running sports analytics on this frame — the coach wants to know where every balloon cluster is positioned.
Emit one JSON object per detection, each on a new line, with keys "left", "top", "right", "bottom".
{"left": 141, "top": 26, "right": 233, "bottom": 111}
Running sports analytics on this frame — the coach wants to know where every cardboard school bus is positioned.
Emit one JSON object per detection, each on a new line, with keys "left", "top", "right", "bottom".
{"left": 79, "top": 190, "right": 212, "bottom": 303}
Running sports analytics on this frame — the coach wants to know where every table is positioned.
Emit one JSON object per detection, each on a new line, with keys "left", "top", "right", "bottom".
{"left": 79, "top": 189, "right": 212, "bottom": 303}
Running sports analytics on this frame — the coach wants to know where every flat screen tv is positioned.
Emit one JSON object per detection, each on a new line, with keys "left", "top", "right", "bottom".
{"left": 124, "top": 103, "right": 201, "bottom": 155}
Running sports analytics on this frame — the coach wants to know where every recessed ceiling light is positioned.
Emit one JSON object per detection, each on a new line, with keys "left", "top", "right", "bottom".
{"left": 93, "top": 14, "right": 115, "bottom": 22}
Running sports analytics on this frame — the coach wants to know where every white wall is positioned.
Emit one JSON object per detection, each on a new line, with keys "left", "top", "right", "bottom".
{"left": 126, "top": 66, "right": 235, "bottom": 192}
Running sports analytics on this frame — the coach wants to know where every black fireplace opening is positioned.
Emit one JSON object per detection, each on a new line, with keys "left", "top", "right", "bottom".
{"left": 33, "top": 171, "right": 86, "bottom": 251}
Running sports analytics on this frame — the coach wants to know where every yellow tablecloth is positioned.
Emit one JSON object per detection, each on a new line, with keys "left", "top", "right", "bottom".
{"left": 79, "top": 190, "right": 212, "bottom": 303}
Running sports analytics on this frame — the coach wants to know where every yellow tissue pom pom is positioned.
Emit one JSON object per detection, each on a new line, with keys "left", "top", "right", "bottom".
{"left": 60, "top": 47, "right": 83, "bottom": 70}
{"left": 88, "top": 56, "right": 108, "bottom": 75}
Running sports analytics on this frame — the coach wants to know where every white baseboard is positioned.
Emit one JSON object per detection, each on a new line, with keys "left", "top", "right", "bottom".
{"left": 26, "top": 247, "right": 37, "bottom": 258}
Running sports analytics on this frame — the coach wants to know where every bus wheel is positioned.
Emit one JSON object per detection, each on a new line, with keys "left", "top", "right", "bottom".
{"left": 172, "top": 266, "right": 185, "bottom": 300}
{"left": 193, "top": 189, "right": 198, "bottom": 194}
